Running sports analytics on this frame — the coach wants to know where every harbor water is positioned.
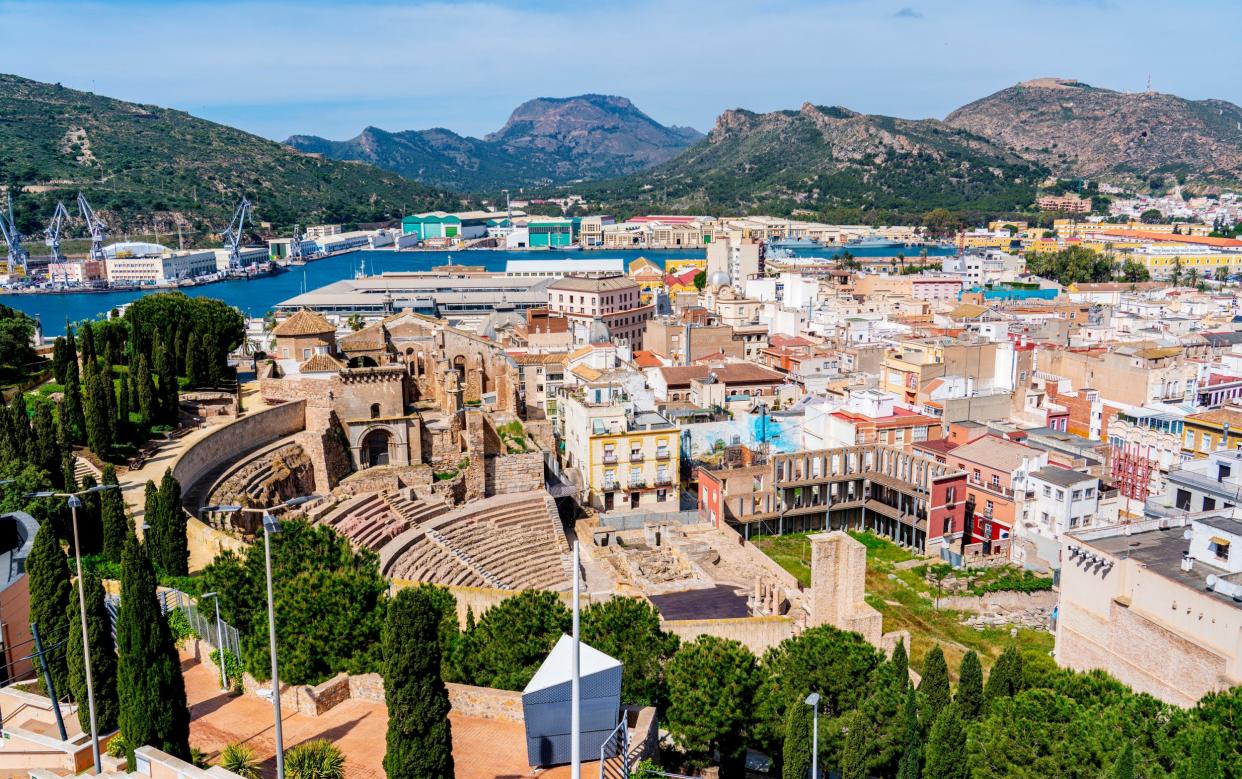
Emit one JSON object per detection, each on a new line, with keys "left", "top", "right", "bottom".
{"left": 0, "top": 244, "right": 954, "bottom": 336}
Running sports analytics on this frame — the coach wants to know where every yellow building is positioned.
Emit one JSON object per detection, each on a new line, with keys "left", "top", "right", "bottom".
{"left": 1181, "top": 408, "right": 1242, "bottom": 458}
{"left": 560, "top": 388, "right": 681, "bottom": 513}
{"left": 664, "top": 257, "right": 707, "bottom": 275}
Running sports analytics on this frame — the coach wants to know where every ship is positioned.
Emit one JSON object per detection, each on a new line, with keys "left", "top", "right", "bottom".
{"left": 845, "top": 236, "right": 910, "bottom": 249}
{"left": 768, "top": 236, "right": 821, "bottom": 250}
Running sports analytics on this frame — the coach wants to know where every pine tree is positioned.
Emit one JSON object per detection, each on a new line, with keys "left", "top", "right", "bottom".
{"left": 1112, "top": 743, "right": 1134, "bottom": 779}
{"left": 135, "top": 354, "right": 156, "bottom": 430}
{"left": 157, "top": 470, "right": 188, "bottom": 576}
{"left": 116, "top": 532, "right": 190, "bottom": 762}
{"left": 840, "top": 711, "right": 867, "bottom": 779}
{"left": 185, "top": 333, "right": 203, "bottom": 389}
{"left": 919, "top": 645, "right": 951, "bottom": 723}
{"left": 892, "top": 638, "right": 909, "bottom": 690}
{"left": 1184, "top": 727, "right": 1223, "bottom": 779}
{"left": 101, "top": 464, "right": 128, "bottom": 563}
{"left": 28, "top": 519, "right": 73, "bottom": 697}
{"left": 922, "top": 705, "right": 968, "bottom": 779}
{"left": 782, "top": 701, "right": 812, "bottom": 779}
{"left": 956, "top": 651, "right": 985, "bottom": 720}
{"left": 383, "top": 587, "right": 455, "bottom": 779}
{"left": 896, "top": 687, "right": 921, "bottom": 779}
{"left": 984, "top": 645, "right": 1024, "bottom": 702}
{"left": 67, "top": 570, "right": 120, "bottom": 733}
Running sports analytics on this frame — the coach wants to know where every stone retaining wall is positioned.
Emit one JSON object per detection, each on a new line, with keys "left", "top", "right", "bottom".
{"left": 173, "top": 400, "right": 307, "bottom": 493}
{"left": 662, "top": 615, "right": 797, "bottom": 655}
{"left": 936, "top": 589, "right": 1058, "bottom": 613}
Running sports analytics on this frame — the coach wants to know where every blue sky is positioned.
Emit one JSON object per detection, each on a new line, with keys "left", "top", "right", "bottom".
{"left": 3, "top": 0, "right": 1241, "bottom": 142}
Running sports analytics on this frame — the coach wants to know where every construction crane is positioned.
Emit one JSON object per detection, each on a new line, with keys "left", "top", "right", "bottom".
{"left": 221, "top": 195, "right": 253, "bottom": 271}
{"left": 0, "top": 191, "right": 29, "bottom": 276}
{"left": 76, "top": 193, "right": 108, "bottom": 262}
{"left": 44, "top": 201, "right": 72, "bottom": 285}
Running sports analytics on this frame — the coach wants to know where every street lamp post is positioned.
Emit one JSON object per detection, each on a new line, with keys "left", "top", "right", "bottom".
{"left": 200, "top": 495, "right": 321, "bottom": 779}
{"left": 28, "top": 483, "right": 121, "bottom": 775}
{"left": 200, "top": 592, "right": 226, "bottom": 690}
{"left": 805, "top": 692, "right": 821, "bottom": 779}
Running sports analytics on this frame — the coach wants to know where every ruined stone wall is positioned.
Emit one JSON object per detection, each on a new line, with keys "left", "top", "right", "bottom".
{"left": 485, "top": 452, "right": 544, "bottom": 496}
{"left": 172, "top": 400, "right": 307, "bottom": 493}
{"left": 661, "top": 615, "right": 797, "bottom": 655}
{"left": 807, "top": 531, "right": 884, "bottom": 647}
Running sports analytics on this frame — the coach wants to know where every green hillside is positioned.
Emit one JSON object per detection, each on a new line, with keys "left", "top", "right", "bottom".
{"left": 576, "top": 103, "right": 1044, "bottom": 218}
{"left": 0, "top": 74, "right": 459, "bottom": 239}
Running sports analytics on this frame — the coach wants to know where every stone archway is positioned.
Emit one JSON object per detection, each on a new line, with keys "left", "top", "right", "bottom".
{"left": 360, "top": 427, "right": 393, "bottom": 468}
{"left": 349, "top": 355, "right": 378, "bottom": 368}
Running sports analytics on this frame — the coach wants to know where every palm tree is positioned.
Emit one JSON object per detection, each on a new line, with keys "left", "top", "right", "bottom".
{"left": 285, "top": 740, "right": 345, "bottom": 779}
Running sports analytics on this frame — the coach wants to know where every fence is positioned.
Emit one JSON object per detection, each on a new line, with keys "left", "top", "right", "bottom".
{"left": 104, "top": 590, "right": 241, "bottom": 661}
{"left": 599, "top": 718, "right": 630, "bottom": 779}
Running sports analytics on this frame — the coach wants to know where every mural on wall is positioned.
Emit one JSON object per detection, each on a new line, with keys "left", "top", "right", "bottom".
{"left": 680, "top": 409, "right": 802, "bottom": 461}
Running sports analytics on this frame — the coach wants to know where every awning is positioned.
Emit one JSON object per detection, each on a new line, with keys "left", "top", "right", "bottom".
{"left": 1210, "top": 536, "right": 1232, "bottom": 546}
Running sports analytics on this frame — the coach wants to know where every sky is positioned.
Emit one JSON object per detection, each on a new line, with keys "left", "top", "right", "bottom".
{"left": 3, "top": 0, "right": 1241, "bottom": 142}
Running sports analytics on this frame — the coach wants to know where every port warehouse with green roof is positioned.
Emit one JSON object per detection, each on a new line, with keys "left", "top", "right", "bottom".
{"left": 402, "top": 209, "right": 529, "bottom": 241}
{"left": 528, "top": 217, "right": 576, "bottom": 247}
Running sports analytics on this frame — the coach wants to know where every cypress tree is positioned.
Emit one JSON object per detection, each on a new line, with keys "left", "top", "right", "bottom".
{"left": 135, "top": 354, "right": 156, "bottom": 430}
{"left": 840, "top": 711, "right": 867, "bottom": 779}
{"left": 61, "top": 443, "right": 78, "bottom": 493}
{"left": 896, "top": 687, "right": 921, "bottom": 779}
{"left": 29, "top": 400, "right": 61, "bottom": 478}
{"left": 8, "top": 395, "right": 30, "bottom": 465}
{"left": 185, "top": 333, "right": 202, "bottom": 389}
{"left": 892, "top": 638, "right": 909, "bottom": 690}
{"left": 782, "top": 701, "right": 812, "bottom": 779}
{"left": 158, "top": 470, "right": 188, "bottom": 576}
{"left": 984, "top": 645, "right": 1024, "bottom": 702}
{"left": 101, "top": 464, "right": 128, "bottom": 564}
{"left": 956, "top": 651, "right": 985, "bottom": 720}
{"left": 76, "top": 474, "right": 103, "bottom": 556}
{"left": 28, "top": 520, "right": 73, "bottom": 697}
{"left": 919, "top": 645, "right": 951, "bottom": 723}
{"left": 143, "top": 481, "right": 164, "bottom": 569}
{"left": 156, "top": 336, "right": 179, "bottom": 425}
{"left": 83, "top": 366, "right": 114, "bottom": 458}
{"left": 52, "top": 336, "right": 69, "bottom": 385}
{"left": 205, "top": 330, "right": 225, "bottom": 387}
{"left": 116, "top": 372, "right": 131, "bottom": 442}
{"left": 922, "top": 705, "right": 968, "bottom": 779}
{"left": 382, "top": 587, "right": 455, "bottom": 779}
{"left": 1112, "top": 743, "right": 1134, "bottom": 779}
{"left": 79, "top": 323, "right": 96, "bottom": 366}
{"left": 67, "top": 570, "right": 120, "bottom": 733}
{"left": 63, "top": 365, "right": 86, "bottom": 445}
{"left": 116, "top": 532, "right": 190, "bottom": 762}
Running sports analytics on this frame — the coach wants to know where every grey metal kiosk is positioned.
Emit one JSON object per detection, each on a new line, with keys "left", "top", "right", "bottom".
{"left": 522, "top": 634, "right": 622, "bottom": 767}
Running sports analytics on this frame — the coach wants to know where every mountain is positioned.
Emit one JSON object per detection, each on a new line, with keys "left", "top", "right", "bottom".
{"left": 945, "top": 78, "right": 1242, "bottom": 187}
{"left": 575, "top": 102, "right": 1044, "bottom": 215}
{"left": 285, "top": 94, "right": 703, "bottom": 191}
{"left": 0, "top": 73, "right": 458, "bottom": 236}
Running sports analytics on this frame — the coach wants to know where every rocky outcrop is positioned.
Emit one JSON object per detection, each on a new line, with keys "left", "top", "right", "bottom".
{"left": 945, "top": 78, "right": 1242, "bottom": 186}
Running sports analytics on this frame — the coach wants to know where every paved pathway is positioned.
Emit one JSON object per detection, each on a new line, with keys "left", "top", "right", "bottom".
{"left": 183, "top": 653, "right": 595, "bottom": 779}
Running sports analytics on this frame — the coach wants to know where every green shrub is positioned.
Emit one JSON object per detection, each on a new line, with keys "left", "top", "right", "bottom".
{"left": 210, "top": 648, "right": 245, "bottom": 689}
{"left": 285, "top": 739, "right": 345, "bottom": 779}
{"left": 106, "top": 733, "right": 130, "bottom": 759}
{"left": 165, "top": 608, "right": 197, "bottom": 644}
{"left": 219, "top": 742, "right": 261, "bottom": 779}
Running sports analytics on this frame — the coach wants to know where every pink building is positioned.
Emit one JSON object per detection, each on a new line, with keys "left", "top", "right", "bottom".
{"left": 911, "top": 276, "right": 965, "bottom": 302}
{"left": 547, "top": 274, "right": 652, "bottom": 349}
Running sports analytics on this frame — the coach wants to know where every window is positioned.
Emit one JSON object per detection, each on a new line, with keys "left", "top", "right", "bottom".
{"left": 1072, "top": 490, "right": 1082, "bottom": 501}
{"left": 1043, "top": 485, "right": 1052, "bottom": 497}
{"left": 1209, "top": 539, "right": 1230, "bottom": 562}
{"left": 656, "top": 489, "right": 668, "bottom": 503}
{"left": 985, "top": 499, "right": 994, "bottom": 515}
{"left": 990, "top": 474, "right": 1001, "bottom": 489}
{"left": 945, "top": 487, "right": 955, "bottom": 504}
{"left": 1070, "top": 516, "right": 1079, "bottom": 528}
{"left": 1085, "top": 487, "right": 1095, "bottom": 498}
{"left": 1203, "top": 497, "right": 1217, "bottom": 511}
{"left": 1187, "top": 431, "right": 1197, "bottom": 449}
{"left": 1055, "top": 489, "right": 1065, "bottom": 501}
{"left": 1202, "top": 435, "right": 1213, "bottom": 452}
{"left": 370, "top": 403, "right": 381, "bottom": 419}
{"left": 973, "top": 469, "right": 981, "bottom": 484}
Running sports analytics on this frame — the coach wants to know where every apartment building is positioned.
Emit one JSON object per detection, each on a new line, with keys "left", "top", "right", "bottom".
{"left": 559, "top": 388, "right": 680, "bottom": 514}
{"left": 546, "top": 274, "right": 653, "bottom": 349}
{"left": 1036, "top": 193, "right": 1092, "bottom": 213}
{"left": 696, "top": 444, "right": 967, "bottom": 554}
{"left": 643, "top": 320, "right": 744, "bottom": 364}
{"left": 1181, "top": 407, "right": 1242, "bottom": 458}
{"left": 650, "top": 363, "right": 787, "bottom": 403}
{"left": 1108, "top": 407, "right": 1186, "bottom": 517}
{"left": 1042, "top": 344, "right": 1197, "bottom": 408}
{"left": 512, "top": 352, "right": 567, "bottom": 420}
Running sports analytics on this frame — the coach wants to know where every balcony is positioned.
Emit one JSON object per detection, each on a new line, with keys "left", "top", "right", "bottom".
{"left": 655, "top": 474, "right": 673, "bottom": 487}
{"left": 602, "top": 453, "right": 618, "bottom": 464}
{"left": 627, "top": 478, "right": 647, "bottom": 490}
{"left": 630, "top": 451, "right": 645, "bottom": 463}
{"left": 656, "top": 448, "right": 671, "bottom": 461}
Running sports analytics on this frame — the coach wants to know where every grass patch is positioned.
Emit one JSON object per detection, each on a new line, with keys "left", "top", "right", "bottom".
{"left": 752, "top": 529, "right": 1054, "bottom": 678}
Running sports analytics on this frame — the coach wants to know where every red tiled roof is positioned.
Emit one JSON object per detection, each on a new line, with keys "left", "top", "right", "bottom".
{"left": 632, "top": 350, "right": 663, "bottom": 368}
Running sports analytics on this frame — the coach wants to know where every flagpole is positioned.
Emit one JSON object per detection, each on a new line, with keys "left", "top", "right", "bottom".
{"left": 571, "top": 539, "right": 581, "bottom": 779}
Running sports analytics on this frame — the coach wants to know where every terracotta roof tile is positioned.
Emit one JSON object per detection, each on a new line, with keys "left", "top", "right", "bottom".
{"left": 272, "top": 309, "right": 335, "bottom": 337}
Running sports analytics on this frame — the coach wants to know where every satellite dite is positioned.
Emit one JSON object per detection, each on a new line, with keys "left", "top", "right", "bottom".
{"left": 522, "top": 634, "right": 622, "bottom": 767}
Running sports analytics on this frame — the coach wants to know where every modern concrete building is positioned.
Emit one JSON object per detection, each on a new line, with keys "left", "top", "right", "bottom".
{"left": 546, "top": 275, "right": 652, "bottom": 349}
{"left": 522, "top": 635, "right": 622, "bottom": 767}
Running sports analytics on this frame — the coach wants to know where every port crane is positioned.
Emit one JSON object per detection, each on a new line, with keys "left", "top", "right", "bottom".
{"left": 287, "top": 223, "right": 306, "bottom": 263}
{"left": 0, "top": 192, "right": 29, "bottom": 276}
{"left": 44, "top": 201, "right": 72, "bottom": 285}
{"left": 76, "top": 193, "right": 109, "bottom": 262}
{"left": 221, "top": 196, "right": 254, "bottom": 270}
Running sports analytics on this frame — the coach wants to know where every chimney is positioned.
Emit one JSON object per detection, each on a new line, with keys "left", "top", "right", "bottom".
{"left": 1181, "top": 555, "right": 1194, "bottom": 572}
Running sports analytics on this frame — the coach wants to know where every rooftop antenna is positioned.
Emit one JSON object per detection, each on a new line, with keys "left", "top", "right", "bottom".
{"left": 76, "top": 192, "right": 108, "bottom": 262}
{"left": 1146, "top": 74, "right": 1152, "bottom": 93}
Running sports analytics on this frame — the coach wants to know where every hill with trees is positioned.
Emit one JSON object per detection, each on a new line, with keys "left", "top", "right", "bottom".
{"left": 0, "top": 73, "right": 459, "bottom": 237}
{"left": 571, "top": 102, "right": 1044, "bottom": 219}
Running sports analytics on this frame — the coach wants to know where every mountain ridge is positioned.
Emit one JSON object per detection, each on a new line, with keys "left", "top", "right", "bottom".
{"left": 285, "top": 94, "right": 703, "bottom": 192}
